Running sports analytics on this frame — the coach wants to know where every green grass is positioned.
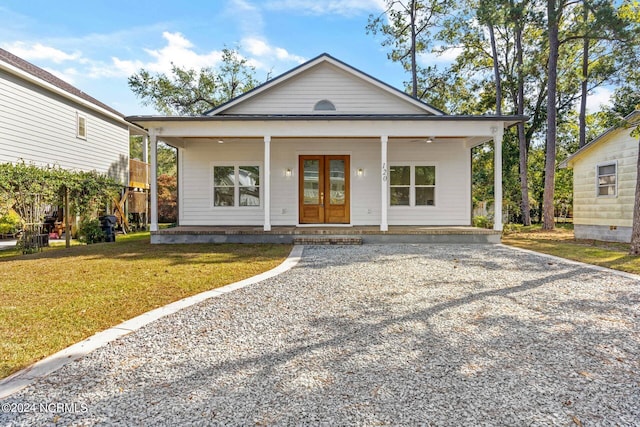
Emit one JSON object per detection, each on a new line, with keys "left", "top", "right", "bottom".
{"left": 0, "top": 233, "right": 291, "bottom": 379}
{"left": 502, "top": 224, "right": 640, "bottom": 274}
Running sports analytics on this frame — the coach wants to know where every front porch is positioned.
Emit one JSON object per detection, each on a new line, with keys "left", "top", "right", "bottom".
{"left": 151, "top": 225, "right": 501, "bottom": 244}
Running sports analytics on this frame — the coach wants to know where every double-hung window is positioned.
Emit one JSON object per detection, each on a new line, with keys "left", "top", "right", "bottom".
{"left": 76, "top": 112, "right": 87, "bottom": 140}
{"left": 597, "top": 162, "right": 616, "bottom": 197}
{"left": 389, "top": 164, "right": 436, "bottom": 206}
{"left": 213, "top": 165, "right": 260, "bottom": 207}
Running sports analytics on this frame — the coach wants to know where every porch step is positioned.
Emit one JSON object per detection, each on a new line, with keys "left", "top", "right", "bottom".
{"left": 293, "top": 236, "right": 363, "bottom": 245}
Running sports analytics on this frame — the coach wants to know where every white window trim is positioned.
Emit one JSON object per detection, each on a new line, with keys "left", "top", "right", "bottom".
{"left": 76, "top": 112, "right": 87, "bottom": 140}
{"left": 211, "top": 162, "right": 263, "bottom": 208}
{"left": 389, "top": 162, "right": 437, "bottom": 208}
{"left": 596, "top": 160, "right": 617, "bottom": 198}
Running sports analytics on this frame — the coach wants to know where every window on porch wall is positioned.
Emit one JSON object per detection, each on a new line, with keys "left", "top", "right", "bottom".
{"left": 213, "top": 165, "right": 260, "bottom": 207}
{"left": 389, "top": 165, "right": 435, "bottom": 206}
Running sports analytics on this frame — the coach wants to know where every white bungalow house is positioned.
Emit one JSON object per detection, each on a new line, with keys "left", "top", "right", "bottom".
{"left": 127, "top": 54, "right": 525, "bottom": 243}
{"left": 560, "top": 110, "right": 640, "bottom": 242}
{"left": 0, "top": 48, "right": 149, "bottom": 230}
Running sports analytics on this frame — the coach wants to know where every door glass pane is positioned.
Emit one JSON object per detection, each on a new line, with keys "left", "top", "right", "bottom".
{"left": 415, "top": 166, "right": 435, "bottom": 185}
{"left": 329, "top": 159, "right": 345, "bottom": 205}
{"left": 416, "top": 187, "right": 435, "bottom": 206}
{"left": 390, "top": 166, "right": 410, "bottom": 185}
{"left": 303, "top": 159, "right": 320, "bottom": 205}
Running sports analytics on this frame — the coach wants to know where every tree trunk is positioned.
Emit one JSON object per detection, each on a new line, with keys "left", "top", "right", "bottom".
{"left": 579, "top": 4, "right": 589, "bottom": 148}
{"left": 543, "top": 0, "right": 560, "bottom": 230}
{"left": 410, "top": 0, "right": 418, "bottom": 98}
{"left": 629, "top": 137, "right": 640, "bottom": 254}
{"left": 514, "top": 9, "right": 531, "bottom": 225}
{"left": 489, "top": 23, "right": 502, "bottom": 115}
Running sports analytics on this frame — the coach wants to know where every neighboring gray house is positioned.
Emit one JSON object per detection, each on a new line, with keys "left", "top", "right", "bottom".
{"left": 0, "top": 47, "right": 144, "bottom": 185}
{"left": 560, "top": 110, "right": 640, "bottom": 242}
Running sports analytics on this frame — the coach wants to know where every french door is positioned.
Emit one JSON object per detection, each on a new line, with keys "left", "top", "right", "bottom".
{"left": 299, "top": 155, "right": 350, "bottom": 224}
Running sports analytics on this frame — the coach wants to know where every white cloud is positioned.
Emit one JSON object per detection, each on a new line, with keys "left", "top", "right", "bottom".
{"left": 242, "top": 36, "right": 306, "bottom": 68}
{"left": 265, "top": 0, "right": 385, "bottom": 16}
{"left": 586, "top": 86, "right": 613, "bottom": 113}
{"left": 2, "top": 41, "right": 81, "bottom": 63}
{"left": 227, "top": 0, "right": 265, "bottom": 34}
{"left": 417, "top": 46, "right": 463, "bottom": 66}
{"left": 110, "top": 31, "right": 224, "bottom": 77}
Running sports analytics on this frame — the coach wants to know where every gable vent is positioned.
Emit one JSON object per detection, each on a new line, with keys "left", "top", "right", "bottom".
{"left": 314, "top": 100, "right": 336, "bottom": 111}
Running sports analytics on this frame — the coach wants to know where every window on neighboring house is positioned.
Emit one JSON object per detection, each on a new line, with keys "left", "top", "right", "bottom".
{"left": 76, "top": 113, "right": 87, "bottom": 139}
{"left": 597, "top": 162, "right": 617, "bottom": 197}
{"left": 389, "top": 165, "right": 436, "bottom": 206}
{"left": 213, "top": 165, "right": 260, "bottom": 207}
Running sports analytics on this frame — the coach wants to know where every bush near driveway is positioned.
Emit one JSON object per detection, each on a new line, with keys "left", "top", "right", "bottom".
{"left": 0, "top": 232, "right": 291, "bottom": 379}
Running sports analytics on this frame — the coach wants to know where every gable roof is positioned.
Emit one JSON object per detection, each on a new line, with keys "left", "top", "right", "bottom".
{"left": 204, "top": 53, "right": 445, "bottom": 116}
{"left": 0, "top": 47, "right": 125, "bottom": 119}
{"left": 560, "top": 110, "right": 640, "bottom": 168}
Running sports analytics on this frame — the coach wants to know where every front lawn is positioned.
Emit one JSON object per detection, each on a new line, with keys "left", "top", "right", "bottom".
{"left": 0, "top": 233, "right": 292, "bottom": 379}
{"left": 502, "top": 224, "right": 640, "bottom": 275}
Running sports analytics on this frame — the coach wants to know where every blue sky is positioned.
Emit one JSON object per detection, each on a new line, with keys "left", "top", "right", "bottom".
{"left": 0, "top": 0, "right": 611, "bottom": 116}
{"left": 0, "top": 0, "right": 432, "bottom": 115}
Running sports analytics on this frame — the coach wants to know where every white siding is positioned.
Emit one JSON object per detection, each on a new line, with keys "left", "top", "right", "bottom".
{"left": 0, "top": 69, "right": 129, "bottom": 184}
{"left": 388, "top": 140, "right": 471, "bottom": 225}
{"left": 223, "top": 63, "right": 427, "bottom": 115}
{"left": 179, "top": 137, "right": 471, "bottom": 226}
{"left": 572, "top": 128, "right": 638, "bottom": 227}
{"left": 179, "top": 139, "right": 265, "bottom": 226}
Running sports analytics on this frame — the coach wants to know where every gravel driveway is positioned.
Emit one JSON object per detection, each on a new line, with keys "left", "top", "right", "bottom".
{"left": 1, "top": 244, "right": 639, "bottom": 426}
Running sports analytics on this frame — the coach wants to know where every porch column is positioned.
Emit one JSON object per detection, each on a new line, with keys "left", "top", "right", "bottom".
{"left": 380, "top": 135, "right": 388, "bottom": 231}
{"left": 263, "top": 135, "right": 271, "bottom": 231}
{"left": 142, "top": 134, "right": 149, "bottom": 163}
{"left": 493, "top": 126, "right": 504, "bottom": 231}
{"left": 149, "top": 129, "right": 158, "bottom": 232}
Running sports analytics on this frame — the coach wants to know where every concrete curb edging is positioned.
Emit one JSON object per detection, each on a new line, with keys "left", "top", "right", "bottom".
{"left": 0, "top": 245, "right": 304, "bottom": 400}
{"left": 499, "top": 243, "right": 640, "bottom": 281}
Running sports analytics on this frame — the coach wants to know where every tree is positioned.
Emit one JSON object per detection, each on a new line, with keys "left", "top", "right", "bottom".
{"left": 128, "top": 48, "right": 261, "bottom": 115}
{"left": 367, "top": 0, "right": 453, "bottom": 99}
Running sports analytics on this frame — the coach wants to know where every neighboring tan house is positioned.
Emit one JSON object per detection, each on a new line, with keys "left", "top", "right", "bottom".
{"left": 127, "top": 53, "right": 525, "bottom": 243}
{"left": 560, "top": 110, "right": 640, "bottom": 243}
{"left": 0, "top": 47, "right": 149, "bottom": 228}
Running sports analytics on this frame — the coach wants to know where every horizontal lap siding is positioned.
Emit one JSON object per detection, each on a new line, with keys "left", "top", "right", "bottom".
{"left": 0, "top": 70, "right": 129, "bottom": 184}
{"left": 223, "top": 63, "right": 426, "bottom": 115}
{"left": 572, "top": 129, "right": 638, "bottom": 227}
{"left": 180, "top": 140, "right": 264, "bottom": 226}
{"left": 388, "top": 140, "right": 471, "bottom": 225}
{"left": 180, "top": 138, "right": 471, "bottom": 226}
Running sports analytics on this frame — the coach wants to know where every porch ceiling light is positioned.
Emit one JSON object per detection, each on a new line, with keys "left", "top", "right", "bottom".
{"left": 425, "top": 137, "right": 434, "bottom": 144}
{"left": 217, "top": 139, "right": 224, "bottom": 144}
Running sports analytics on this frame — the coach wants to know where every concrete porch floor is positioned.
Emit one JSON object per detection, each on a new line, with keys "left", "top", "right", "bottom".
{"left": 151, "top": 226, "right": 501, "bottom": 244}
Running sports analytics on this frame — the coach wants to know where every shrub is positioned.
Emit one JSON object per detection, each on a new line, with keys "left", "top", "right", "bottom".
{"left": 0, "top": 210, "right": 22, "bottom": 235}
{"left": 502, "top": 223, "right": 524, "bottom": 234}
{"left": 472, "top": 215, "right": 492, "bottom": 229}
{"left": 78, "top": 219, "right": 105, "bottom": 244}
